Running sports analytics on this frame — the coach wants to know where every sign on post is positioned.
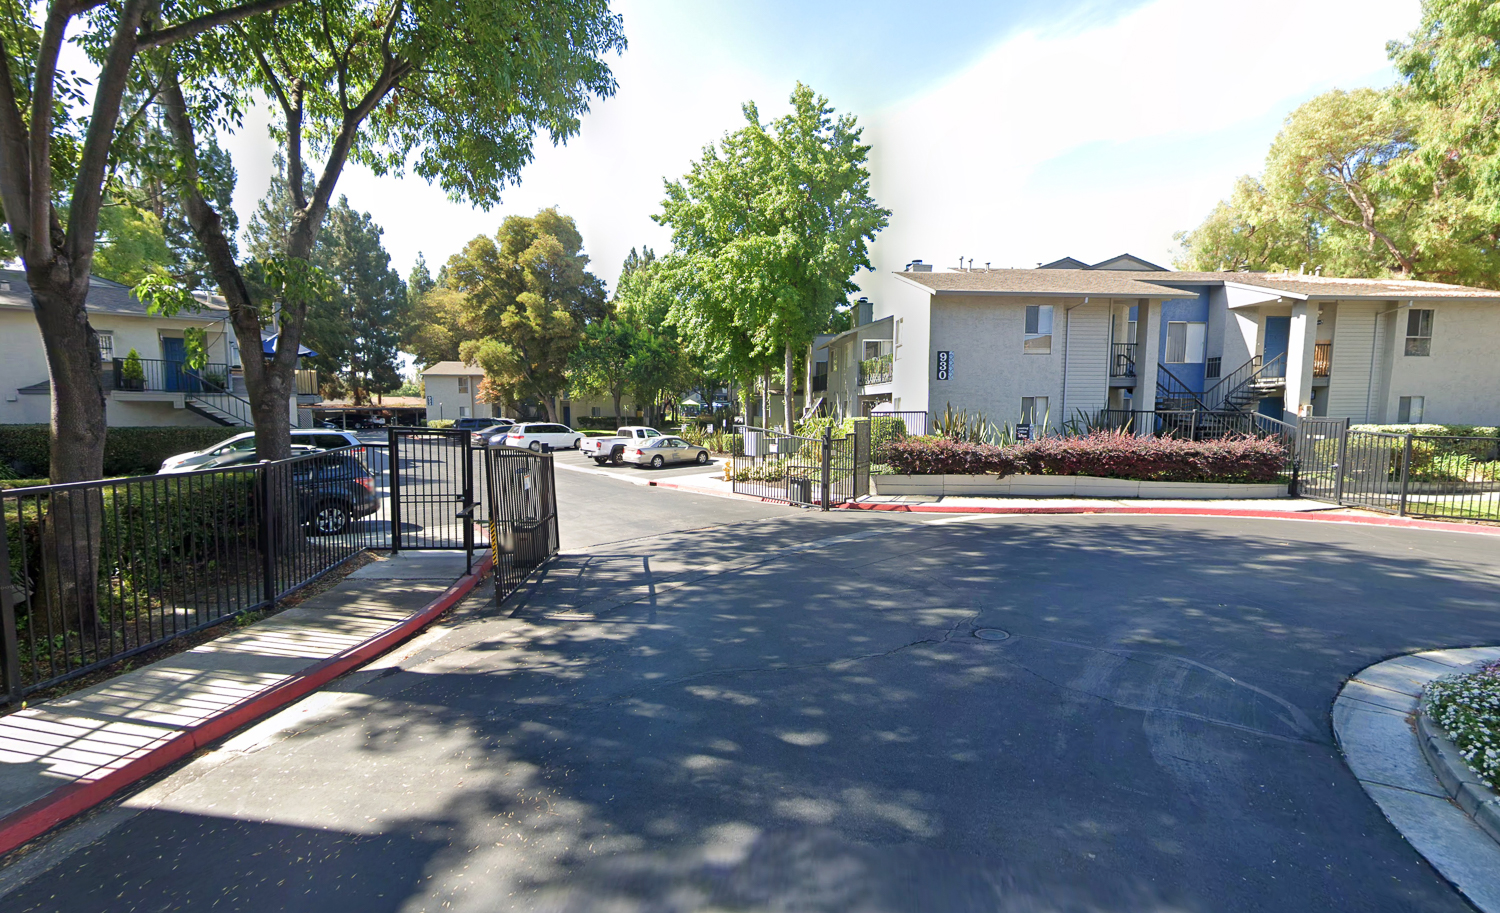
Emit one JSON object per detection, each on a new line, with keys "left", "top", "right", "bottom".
{"left": 1016, "top": 424, "right": 1033, "bottom": 441}
{"left": 936, "top": 350, "right": 952, "bottom": 381}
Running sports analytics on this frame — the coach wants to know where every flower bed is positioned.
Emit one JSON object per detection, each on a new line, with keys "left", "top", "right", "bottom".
{"left": 885, "top": 431, "right": 1286, "bottom": 483}
{"left": 1424, "top": 660, "right": 1500, "bottom": 790}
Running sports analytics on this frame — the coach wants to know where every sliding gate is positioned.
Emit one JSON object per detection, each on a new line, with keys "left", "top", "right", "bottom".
{"left": 731, "top": 424, "right": 867, "bottom": 508}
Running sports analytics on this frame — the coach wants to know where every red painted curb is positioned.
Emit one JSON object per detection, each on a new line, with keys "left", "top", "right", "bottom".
{"left": 0, "top": 552, "right": 494, "bottom": 858}
{"left": 840, "top": 501, "right": 1500, "bottom": 535}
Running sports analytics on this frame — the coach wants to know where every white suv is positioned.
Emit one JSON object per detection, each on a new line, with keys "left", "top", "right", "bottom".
{"left": 159, "top": 429, "right": 362, "bottom": 473}
{"left": 500, "top": 423, "right": 582, "bottom": 452}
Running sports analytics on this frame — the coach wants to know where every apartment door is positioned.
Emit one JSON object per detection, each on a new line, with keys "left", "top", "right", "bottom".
{"left": 1263, "top": 317, "right": 1290, "bottom": 378}
{"left": 161, "top": 336, "right": 187, "bottom": 392}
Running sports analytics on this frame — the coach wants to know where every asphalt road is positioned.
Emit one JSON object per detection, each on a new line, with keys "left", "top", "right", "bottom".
{"left": 4, "top": 471, "right": 1500, "bottom": 912}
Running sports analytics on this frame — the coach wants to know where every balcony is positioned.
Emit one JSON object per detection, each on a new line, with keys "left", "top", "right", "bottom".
{"left": 858, "top": 353, "right": 892, "bottom": 386}
{"left": 1110, "top": 343, "right": 1137, "bottom": 378}
{"left": 1314, "top": 343, "right": 1331, "bottom": 377}
{"left": 112, "top": 358, "right": 230, "bottom": 394}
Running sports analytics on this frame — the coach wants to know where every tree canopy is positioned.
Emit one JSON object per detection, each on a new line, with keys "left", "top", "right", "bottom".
{"left": 1178, "top": 0, "right": 1500, "bottom": 287}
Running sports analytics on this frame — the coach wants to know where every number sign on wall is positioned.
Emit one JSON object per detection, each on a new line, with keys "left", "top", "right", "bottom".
{"left": 936, "top": 350, "right": 951, "bottom": 381}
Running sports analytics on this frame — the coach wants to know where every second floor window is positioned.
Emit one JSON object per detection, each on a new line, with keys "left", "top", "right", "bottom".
{"left": 1024, "top": 305, "right": 1053, "bottom": 354}
{"left": 1405, "top": 309, "right": 1433, "bottom": 356}
{"left": 1165, "top": 321, "right": 1206, "bottom": 364}
{"left": 457, "top": 376, "right": 469, "bottom": 394}
{"left": 97, "top": 332, "right": 114, "bottom": 361}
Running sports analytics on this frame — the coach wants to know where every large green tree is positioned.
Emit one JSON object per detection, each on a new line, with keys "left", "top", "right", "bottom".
{"left": 315, "top": 196, "right": 408, "bottom": 402}
{"left": 656, "top": 83, "right": 889, "bottom": 432}
{"left": 157, "top": 0, "right": 625, "bottom": 459}
{"left": 451, "top": 208, "right": 607, "bottom": 422}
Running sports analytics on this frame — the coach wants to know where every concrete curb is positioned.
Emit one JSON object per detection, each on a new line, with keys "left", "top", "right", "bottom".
{"left": 1417, "top": 710, "right": 1500, "bottom": 846}
{"left": 1333, "top": 647, "right": 1500, "bottom": 913}
{"left": 841, "top": 501, "right": 1500, "bottom": 535}
{"left": 0, "top": 552, "right": 493, "bottom": 858}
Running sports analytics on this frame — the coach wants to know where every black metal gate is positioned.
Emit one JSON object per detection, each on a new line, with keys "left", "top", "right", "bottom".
{"left": 388, "top": 428, "right": 488, "bottom": 566}
{"left": 1294, "top": 417, "right": 1348, "bottom": 501}
{"left": 485, "top": 447, "right": 559, "bottom": 604}
{"left": 731, "top": 425, "right": 864, "bottom": 508}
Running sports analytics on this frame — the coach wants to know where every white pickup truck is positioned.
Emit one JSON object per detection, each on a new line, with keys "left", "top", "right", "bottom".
{"left": 581, "top": 426, "right": 662, "bottom": 465}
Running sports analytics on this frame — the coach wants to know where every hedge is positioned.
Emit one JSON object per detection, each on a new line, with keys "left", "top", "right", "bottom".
{"left": 0, "top": 425, "right": 237, "bottom": 477}
{"left": 886, "top": 432, "right": 1287, "bottom": 483}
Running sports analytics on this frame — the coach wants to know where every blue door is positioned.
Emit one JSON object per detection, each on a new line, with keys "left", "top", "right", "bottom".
{"left": 1263, "top": 317, "right": 1290, "bottom": 378}
{"left": 161, "top": 337, "right": 186, "bottom": 392}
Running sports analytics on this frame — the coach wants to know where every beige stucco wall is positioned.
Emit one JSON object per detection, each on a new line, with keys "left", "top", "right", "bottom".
{"left": 1, "top": 306, "right": 236, "bottom": 428}
{"left": 422, "top": 373, "right": 493, "bottom": 422}
{"left": 881, "top": 280, "right": 930, "bottom": 415}
{"left": 1381, "top": 301, "right": 1500, "bottom": 425}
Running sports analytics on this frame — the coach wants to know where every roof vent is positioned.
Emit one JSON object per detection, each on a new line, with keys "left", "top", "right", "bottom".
{"left": 904, "top": 259, "right": 931, "bottom": 272}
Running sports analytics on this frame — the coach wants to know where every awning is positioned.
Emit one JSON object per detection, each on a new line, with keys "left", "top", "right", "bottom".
{"left": 262, "top": 334, "right": 318, "bottom": 357}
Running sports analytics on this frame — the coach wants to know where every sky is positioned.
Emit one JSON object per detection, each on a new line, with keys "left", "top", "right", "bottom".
{"left": 219, "top": 0, "right": 1424, "bottom": 306}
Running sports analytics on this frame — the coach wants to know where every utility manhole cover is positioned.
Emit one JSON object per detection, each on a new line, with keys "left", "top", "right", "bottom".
{"left": 973, "top": 628, "right": 1010, "bottom": 641}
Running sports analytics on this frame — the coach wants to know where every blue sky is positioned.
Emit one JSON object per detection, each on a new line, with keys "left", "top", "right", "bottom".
{"left": 223, "top": 0, "right": 1422, "bottom": 301}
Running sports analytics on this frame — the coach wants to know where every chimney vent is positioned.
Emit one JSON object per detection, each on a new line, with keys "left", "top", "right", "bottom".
{"left": 904, "top": 259, "right": 931, "bottom": 272}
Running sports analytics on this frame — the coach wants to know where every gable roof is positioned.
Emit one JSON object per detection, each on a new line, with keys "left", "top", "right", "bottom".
{"left": 420, "top": 360, "right": 485, "bottom": 376}
{"left": 1037, "top": 256, "right": 1088, "bottom": 270}
{"left": 1090, "top": 270, "right": 1500, "bottom": 301}
{"left": 1086, "top": 253, "right": 1166, "bottom": 271}
{"left": 0, "top": 269, "right": 227, "bottom": 317}
{"left": 893, "top": 269, "right": 1198, "bottom": 299}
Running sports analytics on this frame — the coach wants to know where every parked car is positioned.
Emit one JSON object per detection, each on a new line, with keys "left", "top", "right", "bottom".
{"left": 158, "top": 429, "right": 362, "bottom": 473}
{"left": 290, "top": 451, "right": 381, "bottom": 535}
{"left": 454, "top": 416, "right": 501, "bottom": 432}
{"left": 580, "top": 426, "right": 663, "bottom": 465}
{"left": 198, "top": 444, "right": 321, "bottom": 470}
{"left": 500, "top": 423, "right": 582, "bottom": 452}
{"left": 621, "top": 436, "right": 711, "bottom": 469}
{"left": 469, "top": 419, "right": 516, "bottom": 447}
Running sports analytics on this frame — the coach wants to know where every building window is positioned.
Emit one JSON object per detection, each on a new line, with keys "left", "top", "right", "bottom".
{"left": 591, "top": 406, "right": 601, "bottom": 417}
{"left": 1205, "top": 356, "right": 1222, "bottom": 379}
{"left": 1024, "top": 305, "right": 1053, "bottom": 354}
{"left": 1165, "top": 321, "right": 1206, "bottom": 364}
{"left": 96, "top": 332, "right": 114, "bottom": 361}
{"left": 863, "top": 340, "right": 883, "bottom": 360}
{"left": 1397, "top": 395, "right": 1424, "bottom": 423}
{"left": 1020, "top": 396, "right": 1049, "bottom": 425}
{"left": 458, "top": 405, "right": 470, "bottom": 418}
{"left": 457, "top": 376, "right": 469, "bottom": 393}
{"left": 1405, "top": 309, "right": 1433, "bottom": 356}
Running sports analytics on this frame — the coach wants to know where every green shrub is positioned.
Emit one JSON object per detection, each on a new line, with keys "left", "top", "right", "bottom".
{"left": 0, "top": 425, "right": 236, "bottom": 477}
{"left": 426, "top": 419, "right": 455, "bottom": 429}
{"left": 1425, "top": 661, "right": 1500, "bottom": 790}
{"left": 120, "top": 348, "right": 145, "bottom": 386}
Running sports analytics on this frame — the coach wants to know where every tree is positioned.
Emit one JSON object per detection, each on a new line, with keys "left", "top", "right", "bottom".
{"left": 451, "top": 208, "right": 607, "bottom": 422}
{"left": 157, "top": 0, "right": 625, "bottom": 459}
{"left": 314, "top": 197, "right": 408, "bottom": 402}
{"left": 569, "top": 315, "right": 637, "bottom": 426}
{"left": 656, "top": 83, "right": 889, "bottom": 432}
{"left": 403, "top": 285, "right": 465, "bottom": 366}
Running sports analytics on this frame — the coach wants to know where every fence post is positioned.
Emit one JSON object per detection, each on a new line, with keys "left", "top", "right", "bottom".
{"left": 820, "top": 427, "right": 832, "bottom": 511}
{"left": 0, "top": 508, "right": 22, "bottom": 704}
{"left": 853, "top": 418, "right": 870, "bottom": 499}
{"left": 1398, "top": 432, "right": 1413, "bottom": 517}
{"left": 257, "top": 466, "right": 277, "bottom": 611}
{"left": 388, "top": 426, "right": 402, "bottom": 555}
{"left": 1333, "top": 418, "right": 1349, "bottom": 503}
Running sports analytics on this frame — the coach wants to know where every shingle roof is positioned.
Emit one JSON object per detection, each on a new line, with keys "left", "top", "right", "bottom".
{"left": 0, "top": 268, "right": 227, "bottom": 316}
{"left": 420, "top": 360, "right": 485, "bottom": 376}
{"left": 897, "top": 267, "right": 1500, "bottom": 301}
{"left": 894, "top": 269, "right": 1198, "bottom": 298}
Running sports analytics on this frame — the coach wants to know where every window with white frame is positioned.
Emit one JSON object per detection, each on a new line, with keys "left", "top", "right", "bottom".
{"left": 96, "top": 331, "right": 114, "bottom": 361}
{"left": 457, "top": 376, "right": 469, "bottom": 393}
{"left": 591, "top": 406, "right": 601, "bottom": 417}
{"left": 458, "top": 405, "right": 470, "bottom": 418}
{"left": 1165, "top": 321, "right": 1206, "bottom": 364}
{"left": 863, "top": 340, "right": 883, "bottom": 360}
{"left": 1020, "top": 396, "right": 1048, "bottom": 425}
{"left": 1405, "top": 309, "right": 1433, "bottom": 356}
{"left": 1024, "top": 305, "right": 1053, "bottom": 354}
{"left": 1397, "top": 395, "right": 1424, "bottom": 423}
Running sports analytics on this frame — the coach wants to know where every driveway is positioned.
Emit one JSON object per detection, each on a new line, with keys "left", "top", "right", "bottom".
{"left": 3, "top": 472, "right": 1499, "bottom": 911}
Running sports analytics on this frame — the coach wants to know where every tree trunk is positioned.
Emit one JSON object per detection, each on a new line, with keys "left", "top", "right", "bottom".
{"left": 30, "top": 276, "right": 107, "bottom": 634}
{"left": 612, "top": 388, "right": 623, "bottom": 429}
{"left": 783, "top": 342, "right": 795, "bottom": 434}
{"left": 543, "top": 394, "right": 558, "bottom": 423}
{"left": 761, "top": 371, "right": 769, "bottom": 429}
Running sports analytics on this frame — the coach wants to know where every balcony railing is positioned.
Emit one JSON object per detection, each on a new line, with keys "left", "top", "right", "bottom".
{"left": 112, "top": 358, "right": 230, "bottom": 394}
{"left": 1314, "top": 343, "right": 1331, "bottom": 377}
{"left": 858, "top": 354, "right": 892, "bottom": 386}
{"left": 1110, "top": 343, "right": 1137, "bottom": 378}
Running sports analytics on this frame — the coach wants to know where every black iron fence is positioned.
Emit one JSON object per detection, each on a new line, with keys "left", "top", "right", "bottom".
{"left": 388, "top": 428, "right": 489, "bottom": 567}
{"left": 0, "top": 445, "right": 390, "bottom": 704}
{"left": 485, "top": 447, "right": 559, "bottom": 603}
{"left": 111, "top": 358, "right": 231, "bottom": 394}
{"left": 731, "top": 426, "right": 864, "bottom": 508}
{"left": 1295, "top": 424, "right": 1500, "bottom": 520}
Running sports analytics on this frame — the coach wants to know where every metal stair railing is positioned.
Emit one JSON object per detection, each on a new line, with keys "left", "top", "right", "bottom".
{"left": 1155, "top": 362, "right": 1209, "bottom": 411}
{"left": 185, "top": 369, "right": 255, "bottom": 426}
{"left": 1205, "top": 352, "right": 1285, "bottom": 412}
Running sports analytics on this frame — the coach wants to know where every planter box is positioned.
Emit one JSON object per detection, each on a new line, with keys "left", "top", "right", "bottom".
{"left": 870, "top": 473, "right": 1288, "bottom": 499}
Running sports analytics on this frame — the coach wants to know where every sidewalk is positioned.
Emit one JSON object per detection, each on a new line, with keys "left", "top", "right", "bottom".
{"left": 848, "top": 494, "right": 1335, "bottom": 512}
{"left": 0, "top": 551, "right": 488, "bottom": 856}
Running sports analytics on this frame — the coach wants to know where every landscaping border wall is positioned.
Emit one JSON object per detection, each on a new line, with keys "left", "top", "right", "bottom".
{"left": 869, "top": 474, "right": 1289, "bottom": 499}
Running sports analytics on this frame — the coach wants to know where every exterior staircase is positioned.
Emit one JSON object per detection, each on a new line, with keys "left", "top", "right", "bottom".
{"left": 1206, "top": 352, "right": 1286, "bottom": 414}
{"left": 184, "top": 375, "right": 255, "bottom": 426}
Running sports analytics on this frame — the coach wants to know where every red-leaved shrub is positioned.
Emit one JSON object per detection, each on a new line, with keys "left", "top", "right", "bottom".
{"left": 886, "top": 432, "right": 1285, "bottom": 483}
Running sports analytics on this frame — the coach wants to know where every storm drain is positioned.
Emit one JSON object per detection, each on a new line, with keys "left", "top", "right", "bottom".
{"left": 972, "top": 628, "right": 1010, "bottom": 641}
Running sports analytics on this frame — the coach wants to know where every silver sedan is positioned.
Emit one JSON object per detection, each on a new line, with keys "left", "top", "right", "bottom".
{"left": 620, "top": 436, "right": 711, "bottom": 469}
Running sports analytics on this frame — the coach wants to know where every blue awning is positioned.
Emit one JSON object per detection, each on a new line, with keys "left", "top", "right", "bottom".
{"left": 262, "top": 334, "right": 318, "bottom": 358}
